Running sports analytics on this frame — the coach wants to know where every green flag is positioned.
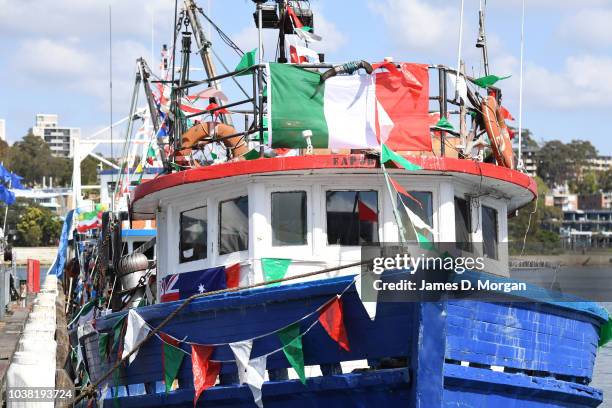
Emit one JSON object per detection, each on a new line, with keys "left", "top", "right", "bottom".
{"left": 243, "top": 149, "right": 260, "bottom": 161}
{"left": 433, "top": 117, "right": 455, "bottom": 131}
{"left": 112, "top": 316, "right": 126, "bottom": 349}
{"left": 381, "top": 144, "right": 422, "bottom": 171}
{"left": 416, "top": 232, "right": 436, "bottom": 251}
{"left": 235, "top": 48, "right": 257, "bottom": 76}
{"left": 278, "top": 323, "right": 306, "bottom": 385}
{"left": 262, "top": 258, "right": 292, "bottom": 285}
{"left": 98, "top": 333, "right": 109, "bottom": 360}
{"left": 472, "top": 74, "right": 511, "bottom": 88}
{"left": 163, "top": 342, "right": 185, "bottom": 393}
{"left": 599, "top": 318, "right": 612, "bottom": 347}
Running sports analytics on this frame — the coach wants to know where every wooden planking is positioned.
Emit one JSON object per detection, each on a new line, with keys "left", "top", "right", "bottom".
{"left": 445, "top": 301, "right": 600, "bottom": 379}
{"left": 104, "top": 368, "right": 411, "bottom": 408}
{"left": 444, "top": 364, "right": 603, "bottom": 407}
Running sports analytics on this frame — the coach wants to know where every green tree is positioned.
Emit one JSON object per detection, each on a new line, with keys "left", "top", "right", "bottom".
{"left": 15, "top": 205, "right": 62, "bottom": 246}
{"left": 571, "top": 171, "right": 598, "bottom": 195}
{"left": 536, "top": 139, "right": 598, "bottom": 189}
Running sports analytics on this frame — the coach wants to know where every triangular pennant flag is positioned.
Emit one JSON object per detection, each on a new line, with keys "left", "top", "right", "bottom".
{"left": 355, "top": 277, "right": 377, "bottom": 321}
{"left": 381, "top": 144, "right": 422, "bottom": 171}
{"left": 286, "top": 6, "right": 322, "bottom": 42}
{"left": 122, "top": 310, "right": 150, "bottom": 364}
{"left": 229, "top": 340, "right": 253, "bottom": 385}
{"left": 191, "top": 344, "right": 221, "bottom": 406}
{"left": 98, "top": 333, "right": 109, "bottom": 360}
{"left": 473, "top": 74, "right": 511, "bottom": 88}
{"left": 375, "top": 100, "right": 394, "bottom": 145}
{"left": 243, "top": 149, "right": 260, "bottom": 160}
{"left": 357, "top": 200, "right": 378, "bottom": 222}
{"left": 261, "top": 258, "right": 292, "bottom": 285}
{"left": 112, "top": 315, "right": 126, "bottom": 350}
{"left": 160, "top": 333, "right": 185, "bottom": 393}
{"left": 599, "top": 318, "right": 612, "bottom": 347}
{"left": 433, "top": 116, "right": 455, "bottom": 131}
{"left": 135, "top": 163, "right": 143, "bottom": 174}
{"left": 398, "top": 199, "right": 436, "bottom": 235}
{"left": 225, "top": 263, "right": 241, "bottom": 289}
{"left": 278, "top": 323, "right": 306, "bottom": 385}
{"left": 416, "top": 231, "right": 436, "bottom": 251}
{"left": 500, "top": 105, "right": 514, "bottom": 121}
{"left": 246, "top": 355, "right": 267, "bottom": 408}
{"left": 319, "top": 297, "right": 350, "bottom": 351}
{"left": 387, "top": 175, "right": 423, "bottom": 209}
{"left": 235, "top": 48, "right": 258, "bottom": 76}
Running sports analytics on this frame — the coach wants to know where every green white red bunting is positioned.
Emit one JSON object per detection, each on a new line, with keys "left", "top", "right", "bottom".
{"left": 107, "top": 272, "right": 359, "bottom": 407}
{"left": 122, "top": 309, "right": 149, "bottom": 365}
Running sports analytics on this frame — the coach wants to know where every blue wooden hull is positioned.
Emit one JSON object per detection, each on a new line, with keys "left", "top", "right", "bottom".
{"left": 82, "top": 274, "right": 607, "bottom": 407}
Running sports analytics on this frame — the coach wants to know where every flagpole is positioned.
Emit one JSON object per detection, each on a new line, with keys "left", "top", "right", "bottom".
{"left": 2, "top": 178, "right": 10, "bottom": 241}
{"left": 517, "top": 0, "right": 526, "bottom": 171}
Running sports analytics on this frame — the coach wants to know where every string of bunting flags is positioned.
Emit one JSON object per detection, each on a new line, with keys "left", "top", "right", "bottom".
{"left": 97, "top": 269, "right": 356, "bottom": 408}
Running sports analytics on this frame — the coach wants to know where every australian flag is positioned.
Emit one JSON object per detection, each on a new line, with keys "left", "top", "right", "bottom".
{"left": 160, "top": 264, "right": 240, "bottom": 303}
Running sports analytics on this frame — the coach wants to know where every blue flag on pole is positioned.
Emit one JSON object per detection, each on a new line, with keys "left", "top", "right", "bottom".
{"left": 0, "top": 185, "right": 15, "bottom": 205}
{"left": 50, "top": 210, "right": 74, "bottom": 279}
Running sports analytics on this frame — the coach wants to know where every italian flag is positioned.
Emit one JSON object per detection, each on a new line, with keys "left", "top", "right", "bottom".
{"left": 267, "top": 63, "right": 431, "bottom": 151}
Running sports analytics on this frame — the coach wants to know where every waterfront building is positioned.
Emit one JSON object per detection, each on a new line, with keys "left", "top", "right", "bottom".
{"left": 32, "top": 114, "right": 80, "bottom": 158}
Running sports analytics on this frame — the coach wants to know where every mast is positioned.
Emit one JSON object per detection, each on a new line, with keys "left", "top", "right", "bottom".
{"left": 183, "top": 0, "right": 233, "bottom": 126}
{"left": 476, "top": 1, "right": 490, "bottom": 76}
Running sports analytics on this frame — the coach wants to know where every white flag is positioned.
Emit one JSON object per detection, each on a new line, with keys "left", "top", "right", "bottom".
{"left": 448, "top": 73, "right": 468, "bottom": 103}
{"left": 400, "top": 201, "right": 437, "bottom": 235}
{"left": 355, "top": 275, "right": 378, "bottom": 321}
{"left": 290, "top": 44, "right": 320, "bottom": 64}
{"left": 122, "top": 310, "right": 150, "bottom": 364}
{"left": 229, "top": 340, "right": 253, "bottom": 385}
{"left": 246, "top": 355, "right": 267, "bottom": 408}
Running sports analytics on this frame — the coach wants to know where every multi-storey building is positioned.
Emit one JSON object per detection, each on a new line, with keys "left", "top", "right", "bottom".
{"left": 0, "top": 119, "right": 6, "bottom": 142}
{"left": 32, "top": 114, "right": 79, "bottom": 158}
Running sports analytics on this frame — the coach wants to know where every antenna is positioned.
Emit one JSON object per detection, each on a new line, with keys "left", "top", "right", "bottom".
{"left": 109, "top": 4, "right": 114, "bottom": 212}
{"left": 476, "top": 0, "right": 489, "bottom": 76}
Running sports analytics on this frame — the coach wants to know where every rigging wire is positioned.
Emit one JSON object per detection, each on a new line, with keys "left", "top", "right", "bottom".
{"left": 517, "top": 0, "right": 526, "bottom": 171}
{"left": 196, "top": 7, "right": 244, "bottom": 57}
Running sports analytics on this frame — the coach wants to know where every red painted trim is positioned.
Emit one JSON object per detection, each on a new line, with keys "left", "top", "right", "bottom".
{"left": 132, "top": 155, "right": 537, "bottom": 206}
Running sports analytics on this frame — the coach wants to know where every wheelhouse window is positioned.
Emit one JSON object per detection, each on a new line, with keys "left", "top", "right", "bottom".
{"left": 219, "top": 196, "right": 249, "bottom": 255}
{"left": 397, "top": 191, "right": 433, "bottom": 242}
{"left": 454, "top": 197, "right": 472, "bottom": 252}
{"left": 272, "top": 191, "right": 307, "bottom": 246}
{"left": 326, "top": 190, "right": 379, "bottom": 245}
{"left": 179, "top": 207, "right": 207, "bottom": 263}
{"left": 482, "top": 205, "right": 499, "bottom": 260}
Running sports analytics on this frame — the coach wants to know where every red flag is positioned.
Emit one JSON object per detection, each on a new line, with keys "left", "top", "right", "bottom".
{"left": 375, "top": 63, "right": 431, "bottom": 152}
{"left": 388, "top": 176, "right": 422, "bottom": 209}
{"left": 286, "top": 6, "right": 303, "bottom": 29}
{"left": 225, "top": 263, "right": 240, "bottom": 289}
{"left": 205, "top": 103, "right": 229, "bottom": 118}
{"left": 500, "top": 105, "right": 514, "bottom": 121}
{"left": 318, "top": 297, "right": 350, "bottom": 351}
{"left": 289, "top": 45, "right": 307, "bottom": 64}
{"left": 357, "top": 200, "right": 378, "bottom": 222}
{"left": 191, "top": 344, "right": 221, "bottom": 406}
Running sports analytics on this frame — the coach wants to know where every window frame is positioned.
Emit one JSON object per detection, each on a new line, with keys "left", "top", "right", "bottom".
{"left": 395, "top": 189, "right": 435, "bottom": 243}
{"left": 481, "top": 204, "right": 499, "bottom": 260}
{"left": 178, "top": 205, "right": 208, "bottom": 264}
{"left": 323, "top": 188, "right": 381, "bottom": 247}
{"left": 270, "top": 190, "right": 309, "bottom": 248}
{"left": 454, "top": 196, "right": 473, "bottom": 253}
{"left": 218, "top": 195, "right": 250, "bottom": 257}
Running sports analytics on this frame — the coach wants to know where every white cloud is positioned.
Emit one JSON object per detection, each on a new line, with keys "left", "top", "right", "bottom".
{"left": 557, "top": 7, "right": 612, "bottom": 49}
{"left": 369, "top": 0, "right": 459, "bottom": 57}
{"left": 524, "top": 55, "right": 612, "bottom": 109}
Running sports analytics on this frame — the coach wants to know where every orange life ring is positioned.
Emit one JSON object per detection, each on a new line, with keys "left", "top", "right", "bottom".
{"left": 481, "top": 96, "right": 515, "bottom": 169}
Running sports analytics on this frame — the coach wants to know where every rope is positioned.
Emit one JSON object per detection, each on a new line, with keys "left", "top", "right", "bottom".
{"left": 74, "top": 259, "right": 370, "bottom": 404}
{"left": 520, "top": 191, "right": 538, "bottom": 256}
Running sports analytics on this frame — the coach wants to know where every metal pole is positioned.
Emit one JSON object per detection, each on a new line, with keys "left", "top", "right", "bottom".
{"left": 257, "top": 2, "right": 265, "bottom": 157}
{"left": 278, "top": 2, "right": 288, "bottom": 63}
{"left": 2, "top": 178, "right": 10, "bottom": 237}
{"left": 184, "top": 0, "right": 233, "bottom": 126}
{"left": 438, "top": 67, "right": 447, "bottom": 157}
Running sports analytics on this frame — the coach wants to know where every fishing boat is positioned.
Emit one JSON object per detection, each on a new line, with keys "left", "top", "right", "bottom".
{"left": 65, "top": 1, "right": 608, "bottom": 407}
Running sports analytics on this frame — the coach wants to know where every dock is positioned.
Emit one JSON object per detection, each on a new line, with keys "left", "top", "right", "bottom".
{"left": 0, "top": 297, "right": 32, "bottom": 405}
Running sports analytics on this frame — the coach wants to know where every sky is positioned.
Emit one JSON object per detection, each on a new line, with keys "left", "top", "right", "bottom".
{"left": 0, "top": 0, "right": 611, "bottom": 155}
